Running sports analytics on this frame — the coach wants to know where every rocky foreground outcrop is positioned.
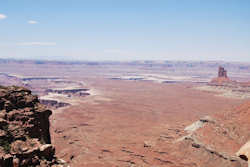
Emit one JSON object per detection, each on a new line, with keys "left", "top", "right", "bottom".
{"left": 0, "top": 86, "right": 68, "bottom": 167}
{"left": 174, "top": 101, "right": 250, "bottom": 167}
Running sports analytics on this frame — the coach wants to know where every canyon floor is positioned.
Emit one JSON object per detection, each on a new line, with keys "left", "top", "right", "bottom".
{"left": 51, "top": 79, "right": 246, "bottom": 167}
{"left": 1, "top": 60, "right": 250, "bottom": 166}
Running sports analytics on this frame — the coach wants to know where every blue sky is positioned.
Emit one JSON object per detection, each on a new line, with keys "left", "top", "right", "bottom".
{"left": 0, "top": 0, "right": 250, "bottom": 61}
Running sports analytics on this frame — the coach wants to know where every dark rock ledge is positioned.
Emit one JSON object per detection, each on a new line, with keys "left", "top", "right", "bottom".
{"left": 0, "top": 86, "right": 68, "bottom": 167}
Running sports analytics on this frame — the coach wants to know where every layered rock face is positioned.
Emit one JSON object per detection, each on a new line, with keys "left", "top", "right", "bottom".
{"left": 210, "top": 66, "right": 231, "bottom": 85}
{"left": 174, "top": 101, "right": 250, "bottom": 167}
{"left": 40, "top": 99, "right": 70, "bottom": 110}
{"left": 0, "top": 86, "right": 67, "bottom": 167}
{"left": 218, "top": 66, "right": 228, "bottom": 78}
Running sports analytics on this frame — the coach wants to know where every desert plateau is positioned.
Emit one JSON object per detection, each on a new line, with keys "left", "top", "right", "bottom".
{"left": 0, "top": 60, "right": 250, "bottom": 167}
{"left": 1, "top": 1, "right": 250, "bottom": 166}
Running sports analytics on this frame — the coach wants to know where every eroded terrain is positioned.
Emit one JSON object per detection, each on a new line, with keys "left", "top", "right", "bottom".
{"left": 1, "top": 60, "right": 250, "bottom": 166}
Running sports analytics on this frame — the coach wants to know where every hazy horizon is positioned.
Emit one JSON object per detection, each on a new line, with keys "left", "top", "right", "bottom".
{"left": 1, "top": 0, "right": 250, "bottom": 62}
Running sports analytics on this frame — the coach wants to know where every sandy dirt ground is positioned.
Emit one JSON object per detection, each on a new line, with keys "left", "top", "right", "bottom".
{"left": 50, "top": 78, "right": 245, "bottom": 167}
{"left": 0, "top": 61, "right": 250, "bottom": 166}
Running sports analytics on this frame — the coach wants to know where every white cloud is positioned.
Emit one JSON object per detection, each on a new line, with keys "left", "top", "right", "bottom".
{"left": 0, "top": 14, "right": 7, "bottom": 20}
{"left": 28, "top": 20, "right": 38, "bottom": 24}
{"left": 17, "top": 42, "right": 57, "bottom": 46}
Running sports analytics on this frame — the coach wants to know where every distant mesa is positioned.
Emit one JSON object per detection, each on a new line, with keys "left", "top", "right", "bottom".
{"left": 210, "top": 66, "right": 231, "bottom": 85}
{"left": 218, "top": 66, "right": 228, "bottom": 78}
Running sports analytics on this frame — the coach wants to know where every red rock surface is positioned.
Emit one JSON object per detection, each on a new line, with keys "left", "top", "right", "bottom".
{"left": 210, "top": 66, "right": 231, "bottom": 85}
{"left": 0, "top": 86, "right": 67, "bottom": 167}
{"left": 50, "top": 78, "right": 248, "bottom": 167}
{"left": 0, "top": 61, "right": 250, "bottom": 166}
{"left": 218, "top": 66, "right": 228, "bottom": 78}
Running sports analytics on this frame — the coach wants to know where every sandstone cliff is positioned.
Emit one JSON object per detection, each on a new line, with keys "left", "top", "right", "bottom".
{"left": 218, "top": 66, "right": 228, "bottom": 78}
{"left": 210, "top": 66, "right": 231, "bottom": 85}
{"left": 0, "top": 86, "right": 67, "bottom": 167}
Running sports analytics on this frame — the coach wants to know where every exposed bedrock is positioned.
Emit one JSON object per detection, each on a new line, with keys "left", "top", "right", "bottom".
{"left": 178, "top": 135, "right": 247, "bottom": 167}
{"left": 45, "top": 88, "right": 89, "bottom": 96}
{"left": 209, "top": 66, "right": 232, "bottom": 85}
{"left": 177, "top": 115, "right": 248, "bottom": 167}
{"left": 237, "top": 141, "right": 250, "bottom": 166}
{"left": 0, "top": 86, "right": 68, "bottom": 167}
{"left": 218, "top": 66, "right": 228, "bottom": 78}
{"left": 40, "top": 99, "right": 70, "bottom": 109}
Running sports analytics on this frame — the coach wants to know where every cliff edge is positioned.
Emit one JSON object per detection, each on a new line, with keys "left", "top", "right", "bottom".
{"left": 0, "top": 86, "right": 67, "bottom": 167}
